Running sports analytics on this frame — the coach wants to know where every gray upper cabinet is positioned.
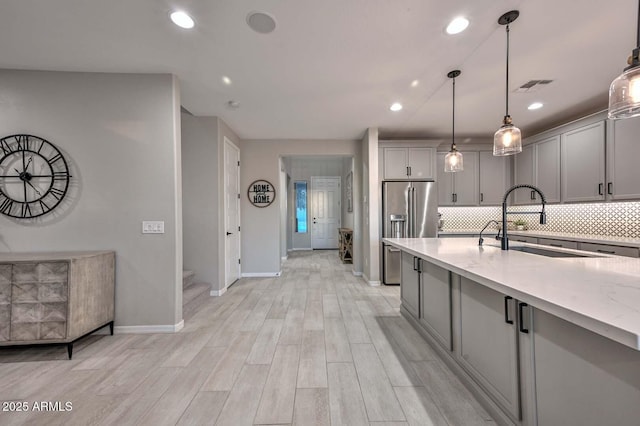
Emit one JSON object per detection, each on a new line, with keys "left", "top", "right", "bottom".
{"left": 514, "top": 136, "right": 560, "bottom": 204}
{"left": 479, "top": 151, "right": 510, "bottom": 205}
{"left": 607, "top": 117, "right": 640, "bottom": 200}
{"left": 437, "top": 151, "right": 479, "bottom": 206}
{"left": 383, "top": 147, "right": 435, "bottom": 180}
{"left": 561, "top": 121, "right": 606, "bottom": 202}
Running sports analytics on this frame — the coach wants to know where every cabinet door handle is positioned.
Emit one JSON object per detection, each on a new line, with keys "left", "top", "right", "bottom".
{"left": 480, "top": 193, "right": 484, "bottom": 203}
{"left": 413, "top": 256, "right": 418, "bottom": 271}
{"left": 548, "top": 243, "right": 562, "bottom": 247}
{"left": 504, "top": 296, "right": 514, "bottom": 324}
{"left": 596, "top": 249, "right": 616, "bottom": 254}
{"left": 530, "top": 190, "right": 536, "bottom": 200}
{"left": 454, "top": 193, "right": 458, "bottom": 203}
{"left": 598, "top": 183, "right": 603, "bottom": 196}
{"left": 518, "top": 302, "right": 529, "bottom": 333}
{"left": 607, "top": 182, "right": 613, "bottom": 195}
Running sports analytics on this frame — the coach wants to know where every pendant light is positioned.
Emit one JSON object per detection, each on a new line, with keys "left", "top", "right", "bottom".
{"left": 493, "top": 10, "right": 522, "bottom": 156}
{"left": 444, "top": 70, "right": 463, "bottom": 172}
{"left": 608, "top": 0, "right": 640, "bottom": 119}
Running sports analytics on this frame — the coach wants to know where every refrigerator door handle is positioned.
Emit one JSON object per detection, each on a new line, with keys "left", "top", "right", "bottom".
{"left": 412, "top": 187, "right": 417, "bottom": 237}
{"left": 407, "top": 187, "right": 412, "bottom": 238}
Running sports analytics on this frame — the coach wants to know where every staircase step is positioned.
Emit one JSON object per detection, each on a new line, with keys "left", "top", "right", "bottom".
{"left": 183, "top": 270, "right": 195, "bottom": 289}
{"left": 183, "top": 281, "right": 211, "bottom": 320}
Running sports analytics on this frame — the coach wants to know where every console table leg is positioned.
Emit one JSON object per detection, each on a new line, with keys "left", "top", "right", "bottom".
{"left": 67, "top": 343, "right": 73, "bottom": 359}
{"left": 109, "top": 321, "right": 114, "bottom": 335}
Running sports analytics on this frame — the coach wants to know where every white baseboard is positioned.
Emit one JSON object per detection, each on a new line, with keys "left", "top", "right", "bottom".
{"left": 210, "top": 287, "right": 227, "bottom": 297}
{"left": 112, "top": 320, "right": 184, "bottom": 334}
{"left": 288, "top": 248, "right": 312, "bottom": 251}
{"left": 241, "top": 271, "right": 282, "bottom": 277}
{"left": 281, "top": 256, "right": 288, "bottom": 261}
{"left": 368, "top": 280, "right": 381, "bottom": 287}
{"left": 352, "top": 271, "right": 363, "bottom": 277}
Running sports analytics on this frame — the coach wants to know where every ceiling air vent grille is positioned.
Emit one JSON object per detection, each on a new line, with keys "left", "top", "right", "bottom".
{"left": 515, "top": 79, "right": 553, "bottom": 93}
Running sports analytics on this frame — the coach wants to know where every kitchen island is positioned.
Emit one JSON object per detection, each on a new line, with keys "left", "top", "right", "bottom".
{"left": 384, "top": 237, "right": 640, "bottom": 426}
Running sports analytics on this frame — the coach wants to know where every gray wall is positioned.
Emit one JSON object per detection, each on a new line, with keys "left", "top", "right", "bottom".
{"left": 181, "top": 116, "right": 241, "bottom": 294}
{"left": 241, "top": 140, "right": 360, "bottom": 275}
{"left": 0, "top": 70, "right": 183, "bottom": 327}
{"left": 181, "top": 115, "right": 219, "bottom": 287}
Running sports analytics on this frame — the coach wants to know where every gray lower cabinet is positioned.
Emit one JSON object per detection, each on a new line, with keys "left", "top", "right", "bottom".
{"left": 0, "top": 251, "right": 115, "bottom": 358}
{"left": 529, "top": 308, "right": 640, "bottom": 426}
{"left": 419, "top": 261, "right": 452, "bottom": 350}
{"left": 458, "top": 277, "right": 521, "bottom": 422}
{"left": 400, "top": 251, "right": 419, "bottom": 318}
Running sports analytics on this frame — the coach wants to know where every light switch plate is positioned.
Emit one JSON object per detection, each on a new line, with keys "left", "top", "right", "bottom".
{"left": 142, "top": 221, "right": 165, "bottom": 234}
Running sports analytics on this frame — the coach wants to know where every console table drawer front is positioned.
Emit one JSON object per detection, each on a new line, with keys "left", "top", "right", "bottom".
{"left": 0, "top": 305, "right": 9, "bottom": 341}
{"left": 0, "top": 265, "right": 11, "bottom": 284}
{"left": 11, "top": 302, "right": 67, "bottom": 323}
{"left": 0, "top": 282, "right": 10, "bottom": 304}
{"left": 10, "top": 318, "right": 67, "bottom": 341}
{"left": 13, "top": 262, "right": 68, "bottom": 283}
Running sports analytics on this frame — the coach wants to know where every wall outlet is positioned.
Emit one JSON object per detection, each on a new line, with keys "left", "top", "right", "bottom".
{"left": 142, "top": 221, "right": 165, "bottom": 234}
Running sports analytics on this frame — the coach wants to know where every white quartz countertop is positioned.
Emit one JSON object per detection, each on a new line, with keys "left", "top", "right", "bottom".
{"left": 438, "top": 229, "right": 640, "bottom": 248}
{"left": 384, "top": 237, "right": 640, "bottom": 351}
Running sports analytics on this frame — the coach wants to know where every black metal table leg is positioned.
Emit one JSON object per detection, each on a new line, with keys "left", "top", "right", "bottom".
{"left": 67, "top": 343, "right": 73, "bottom": 359}
{"left": 109, "top": 321, "right": 114, "bottom": 335}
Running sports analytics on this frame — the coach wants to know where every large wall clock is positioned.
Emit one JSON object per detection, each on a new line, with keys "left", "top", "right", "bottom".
{"left": 0, "top": 134, "right": 71, "bottom": 218}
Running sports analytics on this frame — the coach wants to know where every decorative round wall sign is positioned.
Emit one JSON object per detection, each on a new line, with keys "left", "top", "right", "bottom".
{"left": 248, "top": 179, "right": 275, "bottom": 208}
{"left": 0, "top": 134, "right": 71, "bottom": 218}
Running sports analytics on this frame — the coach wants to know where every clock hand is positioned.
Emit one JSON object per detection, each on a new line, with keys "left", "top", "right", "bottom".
{"left": 25, "top": 180, "right": 41, "bottom": 196}
{"left": 24, "top": 156, "right": 33, "bottom": 171}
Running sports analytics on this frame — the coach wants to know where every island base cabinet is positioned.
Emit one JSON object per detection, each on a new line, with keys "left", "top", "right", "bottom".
{"left": 419, "top": 262, "right": 452, "bottom": 351}
{"left": 531, "top": 308, "right": 640, "bottom": 426}
{"left": 458, "top": 277, "right": 521, "bottom": 422}
{"left": 400, "top": 251, "right": 419, "bottom": 318}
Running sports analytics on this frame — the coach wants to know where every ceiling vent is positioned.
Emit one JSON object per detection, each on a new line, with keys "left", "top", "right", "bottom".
{"left": 515, "top": 79, "right": 553, "bottom": 93}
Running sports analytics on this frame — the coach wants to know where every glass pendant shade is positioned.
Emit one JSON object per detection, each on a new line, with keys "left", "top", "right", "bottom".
{"left": 609, "top": 64, "right": 640, "bottom": 119}
{"left": 493, "top": 117, "right": 522, "bottom": 156}
{"left": 444, "top": 148, "right": 464, "bottom": 172}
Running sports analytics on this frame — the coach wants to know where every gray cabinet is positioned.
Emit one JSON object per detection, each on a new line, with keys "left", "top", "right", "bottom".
{"left": 400, "top": 251, "right": 420, "bottom": 318}
{"left": 479, "top": 151, "right": 510, "bottom": 205}
{"left": 529, "top": 308, "right": 640, "bottom": 426}
{"left": 578, "top": 242, "right": 639, "bottom": 258}
{"left": 509, "top": 235, "right": 538, "bottom": 244}
{"left": 383, "top": 147, "right": 435, "bottom": 180}
{"left": 437, "top": 151, "right": 479, "bottom": 206}
{"left": 561, "top": 121, "right": 606, "bottom": 202}
{"left": 537, "top": 238, "right": 578, "bottom": 249}
{"left": 607, "top": 117, "right": 640, "bottom": 200}
{"left": 514, "top": 136, "right": 560, "bottom": 204}
{"left": 458, "top": 277, "right": 521, "bottom": 421}
{"left": 0, "top": 251, "right": 115, "bottom": 358}
{"left": 419, "top": 261, "right": 452, "bottom": 351}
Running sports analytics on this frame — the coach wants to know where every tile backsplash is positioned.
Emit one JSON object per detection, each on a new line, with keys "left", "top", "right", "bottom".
{"left": 439, "top": 201, "right": 640, "bottom": 238}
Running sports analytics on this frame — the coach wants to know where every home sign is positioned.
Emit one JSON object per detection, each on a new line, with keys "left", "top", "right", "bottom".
{"left": 248, "top": 179, "right": 275, "bottom": 208}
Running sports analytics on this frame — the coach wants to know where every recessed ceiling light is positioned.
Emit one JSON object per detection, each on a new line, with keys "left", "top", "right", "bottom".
{"left": 411, "top": 80, "right": 420, "bottom": 88}
{"left": 170, "top": 11, "right": 195, "bottom": 29}
{"left": 446, "top": 17, "right": 469, "bottom": 35}
{"left": 222, "top": 76, "right": 232, "bottom": 85}
{"left": 390, "top": 103, "right": 403, "bottom": 112}
{"left": 246, "top": 11, "right": 276, "bottom": 34}
{"left": 528, "top": 102, "right": 544, "bottom": 110}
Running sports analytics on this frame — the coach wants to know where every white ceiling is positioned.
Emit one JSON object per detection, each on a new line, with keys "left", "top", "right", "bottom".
{"left": 0, "top": 0, "right": 635, "bottom": 142}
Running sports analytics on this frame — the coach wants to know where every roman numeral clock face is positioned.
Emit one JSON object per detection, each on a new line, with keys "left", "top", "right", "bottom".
{"left": 0, "top": 135, "right": 71, "bottom": 219}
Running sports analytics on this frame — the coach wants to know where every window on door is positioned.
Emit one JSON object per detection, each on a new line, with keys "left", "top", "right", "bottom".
{"left": 295, "top": 181, "right": 307, "bottom": 233}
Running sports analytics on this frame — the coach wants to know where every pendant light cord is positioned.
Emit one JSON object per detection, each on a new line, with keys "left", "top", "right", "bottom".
{"left": 505, "top": 24, "right": 510, "bottom": 117}
{"left": 452, "top": 76, "right": 456, "bottom": 150}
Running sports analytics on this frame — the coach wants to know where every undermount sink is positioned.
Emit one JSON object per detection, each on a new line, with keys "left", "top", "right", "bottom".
{"left": 509, "top": 246, "right": 601, "bottom": 258}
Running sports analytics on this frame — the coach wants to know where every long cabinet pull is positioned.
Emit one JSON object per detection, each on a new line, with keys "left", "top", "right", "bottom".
{"left": 480, "top": 193, "right": 484, "bottom": 203}
{"left": 518, "top": 302, "right": 529, "bottom": 333}
{"left": 504, "top": 296, "right": 514, "bottom": 324}
{"left": 413, "top": 256, "right": 418, "bottom": 271}
{"left": 549, "top": 243, "right": 562, "bottom": 247}
{"left": 598, "top": 183, "right": 603, "bottom": 196}
{"left": 596, "top": 249, "right": 616, "bottom": 254}
{"left": 607, "top": 182, "right": 613, "bottom": 195}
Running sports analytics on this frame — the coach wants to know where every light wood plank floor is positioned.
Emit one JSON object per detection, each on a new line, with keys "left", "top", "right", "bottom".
{"left": 0, "top": 251, "right": 495, "bottom": 426}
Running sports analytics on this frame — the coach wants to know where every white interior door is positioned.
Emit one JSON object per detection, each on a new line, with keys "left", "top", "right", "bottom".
{"left": 311, "top": 176, "right": 341, "bottom": 249}
{"left": 224, "top": 138, "right": 240, "bottom": 287}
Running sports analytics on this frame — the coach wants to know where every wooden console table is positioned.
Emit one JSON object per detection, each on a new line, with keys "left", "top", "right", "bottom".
{"left": 0, "top": 251, "right": 115, "bottom": 359}
{"left": 338, "top": 228, "right": 353, "bottom": 263}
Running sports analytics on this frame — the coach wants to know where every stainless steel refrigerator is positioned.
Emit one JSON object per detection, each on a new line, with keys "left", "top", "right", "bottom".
{"left": 382, "top": 180, "right": 438, "bottom": 285}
